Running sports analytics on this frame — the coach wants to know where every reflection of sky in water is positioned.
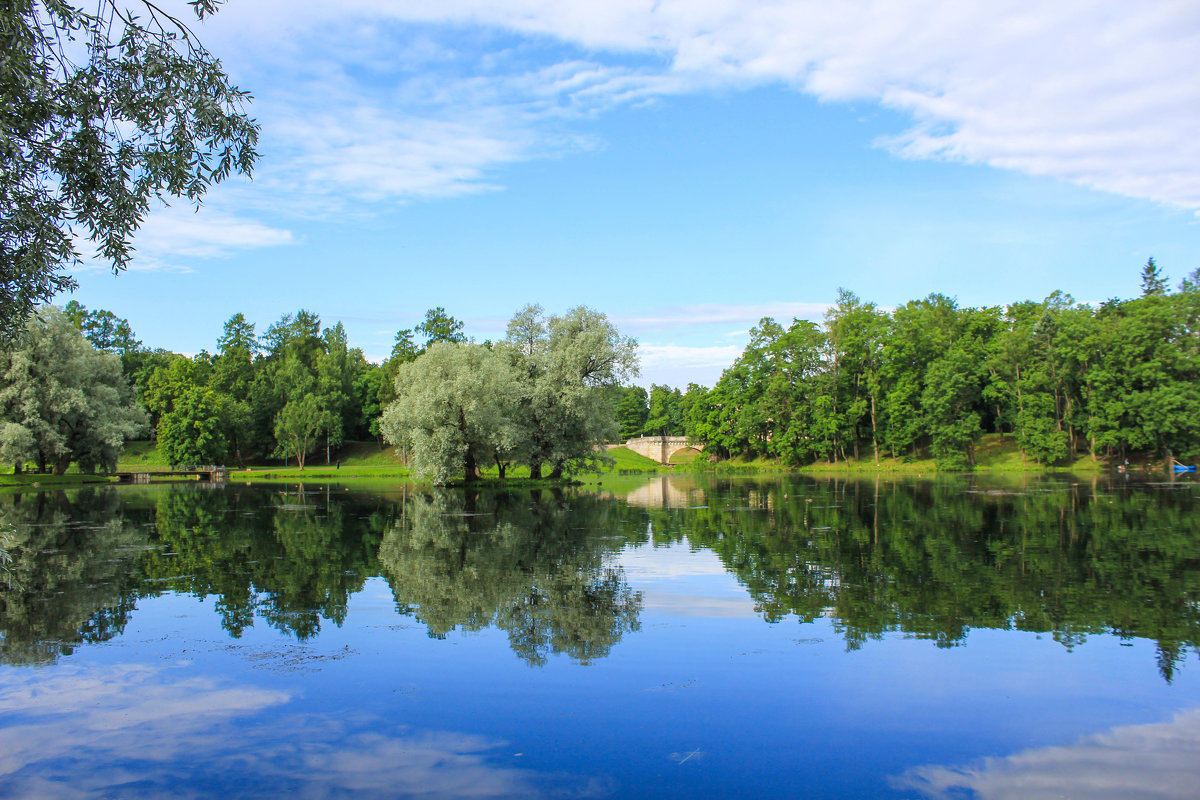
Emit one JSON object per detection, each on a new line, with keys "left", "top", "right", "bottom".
{"left": 3, "top": 480, "right": 1200, "bottom": 798}
{"left": 6, "top": 596, "right": 1196, "bottom": 799}
{"left": 898, "top": 709, "right": 1200, "bottom": 800}
{"left": 3, "top": 580, "right": 1200, "bottom": 798}
{"left": 618, "top": 541, "right": 759, "bottom": 618}
{"left": 0, "top": 661, "right": 598, "bottom": 799}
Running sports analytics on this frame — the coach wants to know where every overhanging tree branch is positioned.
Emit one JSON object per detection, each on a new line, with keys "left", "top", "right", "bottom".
{"left": 0, "top": 0, "right": 258, "bottom": 342}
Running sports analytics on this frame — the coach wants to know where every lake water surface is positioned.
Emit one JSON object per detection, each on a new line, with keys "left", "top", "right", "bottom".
{"left": 1, "top": 473, "right": 1198, "bottom": 799}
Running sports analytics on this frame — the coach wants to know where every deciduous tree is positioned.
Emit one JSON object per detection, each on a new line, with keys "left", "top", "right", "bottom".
{"left": 380, "top": 343, "right": 522, "bottom": 483}
{"left": 0, "top": 307, "right": 146, "bottom": 472}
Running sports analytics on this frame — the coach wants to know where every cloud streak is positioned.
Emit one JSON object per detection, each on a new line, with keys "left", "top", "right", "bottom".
{"left": 616, "top": 302, "right": 831, "bottom": 332}
{"left": 206, "top": 0, "right": 1200, "bottom": 211}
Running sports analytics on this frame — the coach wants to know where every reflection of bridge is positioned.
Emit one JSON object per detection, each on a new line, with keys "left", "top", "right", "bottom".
{"left": 116, "top": 467, "right": 229, "bottom": 485}
{"left": 623, "top": 436, "right": 703, "bottom": 465}
{"left": 622, "top": 475, "right": 706, "bottom": 509}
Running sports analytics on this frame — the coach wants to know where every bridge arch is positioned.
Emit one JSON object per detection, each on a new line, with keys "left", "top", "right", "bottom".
{"left": 623, "top": 436, "right": 704, "bottom": 465}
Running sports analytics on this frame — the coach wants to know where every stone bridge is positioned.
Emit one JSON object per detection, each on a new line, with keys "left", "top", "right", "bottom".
{"left": 622, "top": 436, "right": 704, "bottom": 465}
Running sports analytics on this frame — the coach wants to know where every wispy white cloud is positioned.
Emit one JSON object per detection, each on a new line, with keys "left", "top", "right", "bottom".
{"left": 639, "top": 343, "right": 742, "bottom": 371}
{"left": 72, "top": 202, "right": 295, "bottom": 273}
{"left": 272, "top": 110, "right": 523, "bottom": 202}
{"left": 205, "top": 0, "right": 1200, "bottom": 210}
{"left": 132, "top": 207, "right": 296, "bottom": 260}
{"left": 616, "top": 302, "right": 831, "bottom": 332}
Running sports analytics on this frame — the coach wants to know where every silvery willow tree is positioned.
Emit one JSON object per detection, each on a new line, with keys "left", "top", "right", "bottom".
{"left": 501, "top": 305, "right": 639, "bottom": 479}
{"left": 380, "top": 306, "right": 638, "bottom": 484}
{"left": 0, "top": 306, "right": 147, "bottom": 473}
{"left": 0, "top": 0, "right": 258, "bottom": 341}
{"left": 380, "top": 342, "right": 524, "bottom": 484}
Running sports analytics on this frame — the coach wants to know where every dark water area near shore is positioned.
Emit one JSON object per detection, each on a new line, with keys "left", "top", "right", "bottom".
{"left": 1, "top": 473, "right": 1198, "bottom": 798}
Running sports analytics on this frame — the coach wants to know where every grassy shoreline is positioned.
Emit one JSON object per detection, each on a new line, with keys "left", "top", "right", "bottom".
{"left": 0, "top": 434, "right": 1163, "bottom": 491}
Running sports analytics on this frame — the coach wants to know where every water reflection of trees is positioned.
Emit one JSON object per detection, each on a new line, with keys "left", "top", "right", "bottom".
{"left": 378, "top": 489, "right": 641, "bottom": 666}
{"left": 1, "top": 484, "right": 641, "bottom": 667}
{"left": 0, "top": 485, "right": 392, "bottom": 662}
{"left": 5, "top": 476, "right": 1196, "bottom": 677}
{"left": 0, "top": 489, "right": 146, "bottom": 665}
{"left": 143, "top": 486, "right": 387, "bottom": 639}
{"left": 630, "top": 475, "right": 1200, "bottom": 681}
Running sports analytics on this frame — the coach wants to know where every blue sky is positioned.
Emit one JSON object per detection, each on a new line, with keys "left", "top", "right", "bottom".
{"left": 71, "top": 1, "right": 1200, "bottom": 387}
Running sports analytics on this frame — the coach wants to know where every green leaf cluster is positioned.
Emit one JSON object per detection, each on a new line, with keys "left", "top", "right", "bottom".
{"left": 0, "top": 307, "right": 146, "bottom": 473}
{"left": 0, "top": 0, "right": 257, "bottom": 341}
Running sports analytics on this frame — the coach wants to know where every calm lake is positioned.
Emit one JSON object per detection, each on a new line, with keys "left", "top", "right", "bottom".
{"left": 1, "top": 473, "right": 1198, "bottom": 799}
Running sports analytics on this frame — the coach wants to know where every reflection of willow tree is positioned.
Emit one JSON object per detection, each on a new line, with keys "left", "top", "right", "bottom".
{"left": 0, "top": 489, "right": 146, "bottom": 665}
{"left": 379, "top": 490, "right": 641, "bottom": 665}
{"left": 142, "top": 486, "right": 386, "bottom": 639}
{"left": 638, "top": 475, "right": 1200, "bottom": 681}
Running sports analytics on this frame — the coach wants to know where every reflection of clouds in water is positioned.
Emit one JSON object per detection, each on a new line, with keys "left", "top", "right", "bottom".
{"left": 638, "top": 592, "right": 758, "bottom": 619}
{"left": 896, "top": 709, "right": 1200, "bottom": 800}
{"left": 294, "top": 729, "right": 611, "bottom": 799}
{"left": 0, "top": 663, "right": 290, "bottom": 773}
{"left": 620, "top": 542, "right": 729, "bottom": 580}
{"left": 0, "top": 663, "right": 599, "bottom": 799}
{"left": 621, "top": 542, "right": 756, "bottom": 618}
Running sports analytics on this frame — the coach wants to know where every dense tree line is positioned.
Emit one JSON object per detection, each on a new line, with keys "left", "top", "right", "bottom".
{"left": 0, "top": 302, "right": 637, "bottom": 478}
{"left": 5, "top": 260, "right": 1195, "bottom": 474}
{"left": 2, "top": 304, "right": 492, "bottom": 472}
{"left": 675, "top": 263, "right": 1200, "bottom": 467}
{"left": 0, "top": 306, "right": 146, "bottom": 473}
{"left": 612, "top": 384, "right": 695, "bottom": 441}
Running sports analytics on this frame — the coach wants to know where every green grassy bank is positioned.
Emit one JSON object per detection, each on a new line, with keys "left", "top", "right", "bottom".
{"left": 0, "top": 433, "right": 1144, "bottom": 491}
{"left": 795, "top": 433, "right": 1106, "bottom": 474}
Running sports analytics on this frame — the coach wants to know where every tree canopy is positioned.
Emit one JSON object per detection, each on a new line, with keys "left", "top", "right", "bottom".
{"left": 0, "top": 306, "right": 146, "bottom": 472}
{"left": 380, "top": 305, "right": 639, "bottom": 483}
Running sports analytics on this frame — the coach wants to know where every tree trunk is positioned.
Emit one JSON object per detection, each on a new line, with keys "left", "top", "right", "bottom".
{"left": 54, "top": 457, "right": 71, "bottom": 475}
{"left": 463, "top": 449, "right": 477, "bottom": 482}
{"left": 529, "top": 462, "right": 542, "bottom": 480}
{"left": 1064, "top": 393, "right": 1076, "bottom": 455}
{"left": 870, "top": 393, "right": 879, "bottom": 464}
{"left": 549, "top": 461, "right": 565, "bottom": 480}
{"left": 496, "top": 460, "right": 507, "bottom": 480}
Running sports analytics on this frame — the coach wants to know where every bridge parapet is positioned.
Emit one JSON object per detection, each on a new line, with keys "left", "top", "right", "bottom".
{"left": 623, "top": 436, "right": 704, "bottom": 465}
